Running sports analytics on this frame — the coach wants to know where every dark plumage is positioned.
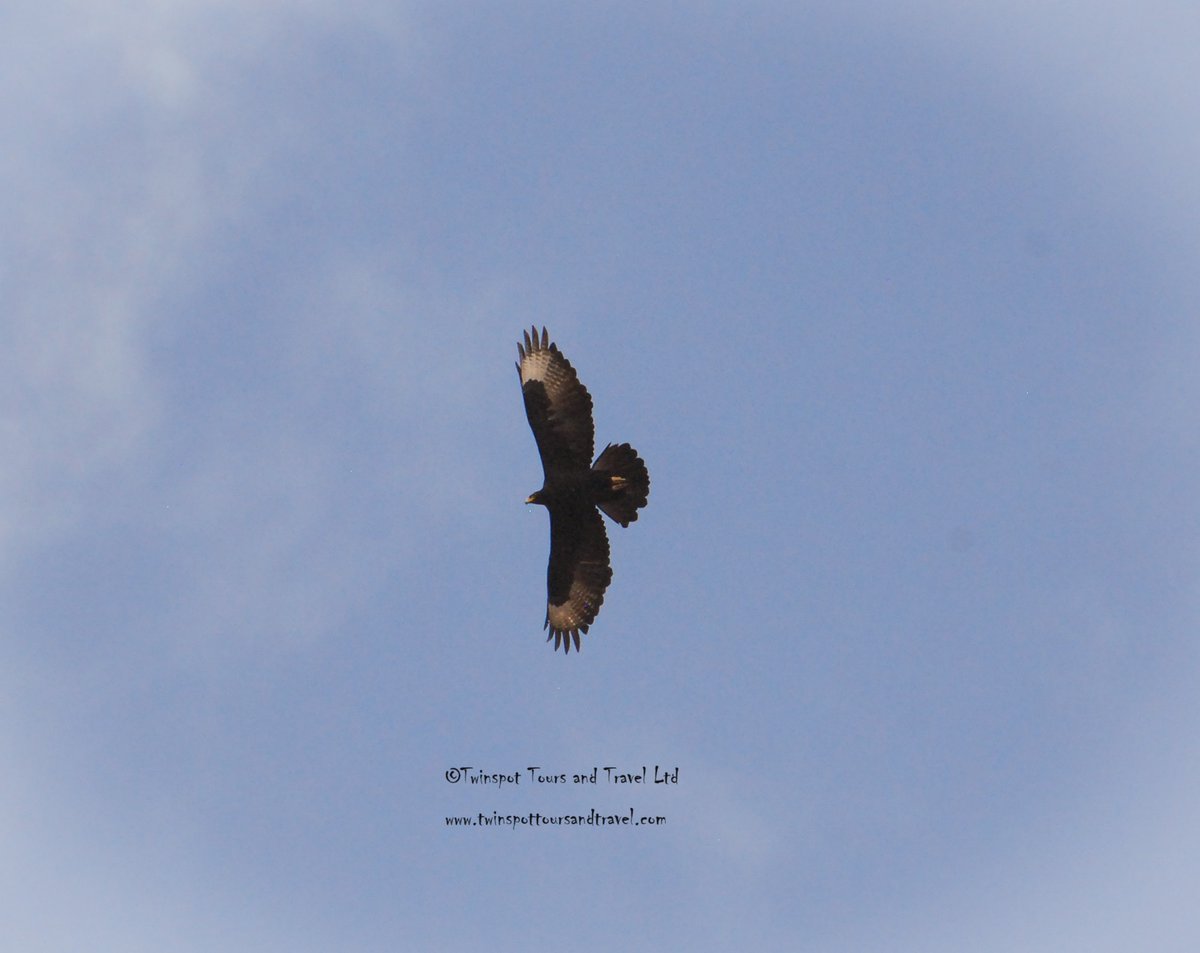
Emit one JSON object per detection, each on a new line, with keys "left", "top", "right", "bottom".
{"left": 516, "top": 327, "right": 650, "bottom": 652}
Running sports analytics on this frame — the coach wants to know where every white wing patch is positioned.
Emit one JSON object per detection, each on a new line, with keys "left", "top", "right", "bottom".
{"left": 518, "top": 347, "right": 558, "bottom": 385}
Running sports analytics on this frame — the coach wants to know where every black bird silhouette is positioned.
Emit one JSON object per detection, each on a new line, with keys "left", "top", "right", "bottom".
{"left": 516, "top": 327, "right": 649, "bottom": 652}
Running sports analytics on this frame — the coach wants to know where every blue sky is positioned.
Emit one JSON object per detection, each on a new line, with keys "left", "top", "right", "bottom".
{"left": 4, "top": 2, "right": 1199, "bottom": 950}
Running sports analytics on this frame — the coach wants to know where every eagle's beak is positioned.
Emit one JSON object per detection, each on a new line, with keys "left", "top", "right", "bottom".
{"left": 525, "top": 495, "right": 536, "bottom": 504}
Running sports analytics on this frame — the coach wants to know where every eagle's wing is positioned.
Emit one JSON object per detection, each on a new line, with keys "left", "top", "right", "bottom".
{"left": 517, "top": 326, "right": 595, "bottom": 476}
{"left": 545, "top": 503, "right": 612, "bottom": 652}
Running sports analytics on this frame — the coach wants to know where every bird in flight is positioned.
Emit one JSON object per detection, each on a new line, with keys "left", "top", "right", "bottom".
{"left": 516, "top": 326, "right": 650, "bottom": 652}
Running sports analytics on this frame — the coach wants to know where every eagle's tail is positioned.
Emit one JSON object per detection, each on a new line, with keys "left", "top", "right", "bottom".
{"left": 592, "top": 442, "right": 650, "bottom": 527}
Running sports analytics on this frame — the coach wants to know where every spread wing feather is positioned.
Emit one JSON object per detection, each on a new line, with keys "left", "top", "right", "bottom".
{"left": 516, "top": 326, "right": 595, "bottom": 476}
{"left": 544, "top": 504, "right": 612, "bottom": 653}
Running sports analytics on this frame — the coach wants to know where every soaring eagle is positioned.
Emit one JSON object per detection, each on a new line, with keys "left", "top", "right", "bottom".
{"left": 517, "top": 327, "right": 650, "bottom": 652}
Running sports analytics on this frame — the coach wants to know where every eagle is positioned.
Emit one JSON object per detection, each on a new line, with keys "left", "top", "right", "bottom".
{"left": 516, "top": 326, "right": 650, "bottom": 652}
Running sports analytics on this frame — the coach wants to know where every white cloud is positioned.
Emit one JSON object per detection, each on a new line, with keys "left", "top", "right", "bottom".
{"left": 0, "top": 0, "right": 426, "bottom": 553}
